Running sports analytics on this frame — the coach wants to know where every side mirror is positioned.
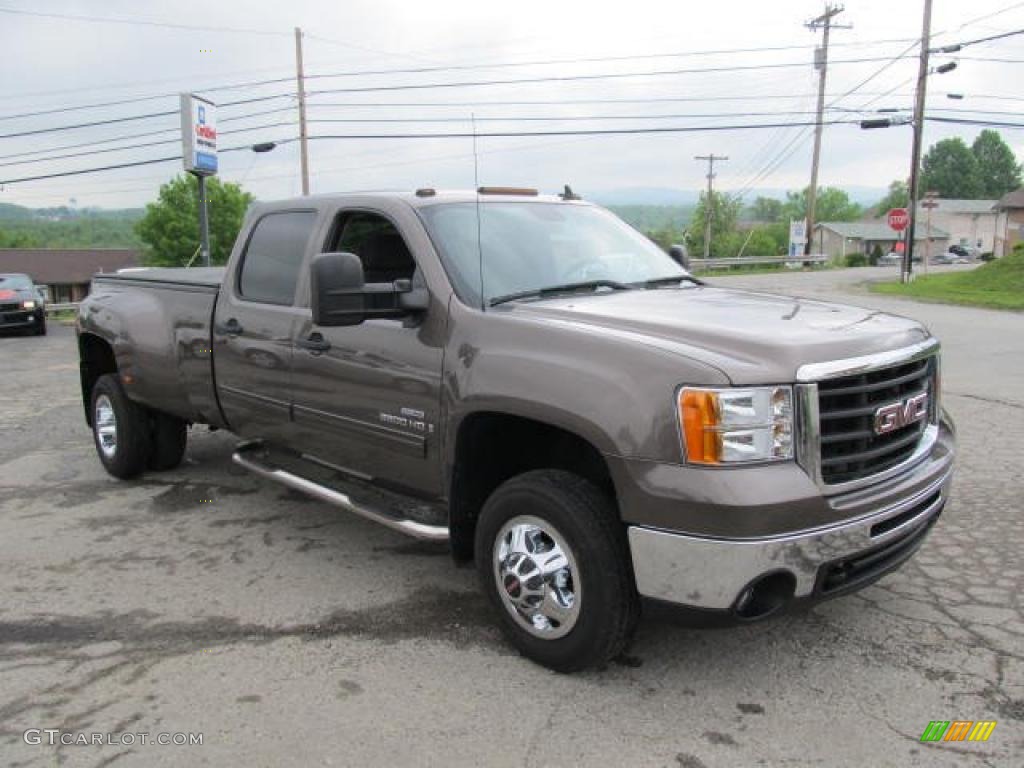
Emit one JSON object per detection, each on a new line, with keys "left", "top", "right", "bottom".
{"left": 311, "top": 252, "right": 430, "bottom": 327}
{"left": 311, "top": 252, "right": 367, "bottom": 327}
{"left": 669, "top": 244, "right": 689, "bottom": 270}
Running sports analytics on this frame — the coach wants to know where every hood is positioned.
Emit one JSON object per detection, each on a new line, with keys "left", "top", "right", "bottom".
{"left": 500, "top": 285, "right": 930, "bottom": 384}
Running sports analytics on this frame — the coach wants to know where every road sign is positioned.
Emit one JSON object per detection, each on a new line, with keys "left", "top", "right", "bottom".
{"left": 887, "top": 208, "right": 909, "bottom": 232}
{"left": 788, "top": 219, "right": 807, "bottom": 257}
{"left": 180, "top": 93, "right": 218, "bottom": 176}
{"left": 894, "top": 240, "right": 905, "bottom": 253}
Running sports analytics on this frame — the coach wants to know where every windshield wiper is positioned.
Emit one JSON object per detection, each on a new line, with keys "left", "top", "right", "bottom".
{"left": 489, "top": 279, "right": 632, "bottom": 307}
{"left": 637, "top": 275, "right": 702, "bottom": 289}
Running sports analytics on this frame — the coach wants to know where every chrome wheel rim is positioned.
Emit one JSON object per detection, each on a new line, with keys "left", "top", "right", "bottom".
{"left": 493, "top": 515, "right": 581, "bottom": 639}
{"left": 95, "top": 395, "right": 117, "bottom": 460}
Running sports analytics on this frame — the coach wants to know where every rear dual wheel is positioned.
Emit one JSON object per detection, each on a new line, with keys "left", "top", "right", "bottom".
{"left": 90, "top": 374, "right": 187, "bottom": 479}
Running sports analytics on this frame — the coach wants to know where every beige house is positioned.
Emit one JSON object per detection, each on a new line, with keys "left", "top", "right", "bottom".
{"left": 912, "top": 198, "right": 1001, "bottom": 253}
{"left": 0, "top": 249, "right": 139, "bottom": 303}
{"left": 813, "top": 221, "right": 949, "bottom": 260}
{"left": 994, "top": 188, "right": 1024, "bottom": 256}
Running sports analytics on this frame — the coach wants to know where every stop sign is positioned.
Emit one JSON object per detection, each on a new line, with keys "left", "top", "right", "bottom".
{"left": 888, "top": 208, "right": 909, "bottom": 231}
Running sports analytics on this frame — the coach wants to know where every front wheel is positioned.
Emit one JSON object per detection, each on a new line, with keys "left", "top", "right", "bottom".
{"left": 475, "top": 469, "right": 639, "bottom": 672}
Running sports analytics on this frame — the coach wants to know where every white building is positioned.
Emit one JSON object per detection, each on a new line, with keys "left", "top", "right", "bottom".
{"left": 912, "top": 199, "right": 1002, "bottom": 253}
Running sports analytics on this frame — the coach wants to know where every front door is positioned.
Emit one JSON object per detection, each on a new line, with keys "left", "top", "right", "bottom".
{"left": 213, "top": 209, "right": 318, "bottom": 444}
{"left": 289, "top": 210, "right": 446, "bottom": 497}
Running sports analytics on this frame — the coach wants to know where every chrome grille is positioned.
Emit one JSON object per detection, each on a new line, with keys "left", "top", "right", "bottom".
{"left": 816, "top": 356, "right": 936, "bottom": 485}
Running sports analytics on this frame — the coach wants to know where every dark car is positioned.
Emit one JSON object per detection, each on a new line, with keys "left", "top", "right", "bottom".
{"left": 0, "top": 273, "right": 47, "bottom": 335}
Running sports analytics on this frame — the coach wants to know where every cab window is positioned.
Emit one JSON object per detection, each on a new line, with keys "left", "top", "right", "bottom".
{"left": 238, "top": 211, "right": 317, "bottom": 304}
{"left": 331, "top": 211, "right": 416, "bottom": 284}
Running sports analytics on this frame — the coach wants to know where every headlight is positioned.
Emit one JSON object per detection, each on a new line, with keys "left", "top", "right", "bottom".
{"left": 677, "top": 386, "right": 793, "bottom": 465}
{"left": 21, "top": 300, "right": 36, "bottom": 309}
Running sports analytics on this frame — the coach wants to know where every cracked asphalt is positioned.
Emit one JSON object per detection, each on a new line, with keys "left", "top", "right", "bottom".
{"left": 1, "top": 267, "right": 1021, "bottom": 767}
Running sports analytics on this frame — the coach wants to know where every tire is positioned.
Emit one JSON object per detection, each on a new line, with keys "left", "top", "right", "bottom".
{"left": 147, "top": 412, "right": 187, "bottom": 471}
{"left": 475, "top": 469, "right": 639, "bottom": 672}
{"left": 90, "top": 374, "right": 151, "bottom": 479}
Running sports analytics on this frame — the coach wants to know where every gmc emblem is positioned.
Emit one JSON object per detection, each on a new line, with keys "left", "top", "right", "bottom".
{"left": 874, "top": 392, "right": 929, "bottom": 436}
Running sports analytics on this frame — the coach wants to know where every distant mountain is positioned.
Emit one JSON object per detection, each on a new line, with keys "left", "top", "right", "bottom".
{"left": 0, "top": 202, "right": 143, "bottom": 222}
{"left": 588, "top": 186, "right": 888, "bottom": 207}
{"left": 0, "top": 203, "right": 144, "bottom": 248}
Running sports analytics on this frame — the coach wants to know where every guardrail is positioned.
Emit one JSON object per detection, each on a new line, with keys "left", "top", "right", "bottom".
{"left": 688, "top": 254, "right": 830, "bottom": 270}
{"left": 45, "top": 302, "right": 81, "bottom": 314}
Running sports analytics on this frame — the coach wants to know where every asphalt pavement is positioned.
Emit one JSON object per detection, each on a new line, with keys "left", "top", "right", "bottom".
{"left": 0, "top": 268, "right": 1021, "bottom": 767}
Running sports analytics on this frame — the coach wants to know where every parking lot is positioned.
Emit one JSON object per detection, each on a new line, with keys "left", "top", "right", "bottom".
{"left": 1, "top": 268, "right": 1021, "bottom": 767}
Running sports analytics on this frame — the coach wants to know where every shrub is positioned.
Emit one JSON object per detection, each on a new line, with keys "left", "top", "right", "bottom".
{"left": 844, "top": 252, "right": 868, "bottom": 267}
{"left": 870, "top": 244, "right": 884, "bottom": 266}
{"left": 980, "top": 251, "right": 995, "bottom": 262}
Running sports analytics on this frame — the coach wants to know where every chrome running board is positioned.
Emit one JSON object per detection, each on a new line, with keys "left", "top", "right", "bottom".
{"left": 232, "top": 442, "right": 449, "bottom": 542}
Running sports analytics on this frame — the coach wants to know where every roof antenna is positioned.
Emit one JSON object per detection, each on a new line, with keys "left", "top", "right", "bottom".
{"left": 472, "top": 112, "right": 485, "bottom": 310}
{"left": 560, "top": 184, "right": 581, "bottom": 201}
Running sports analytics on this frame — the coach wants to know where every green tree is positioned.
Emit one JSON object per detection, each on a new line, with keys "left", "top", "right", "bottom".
{"left": 971, "top": 129, "right": 1021, "bottom": 198}
{"left": 740, "top": 227, "right": 783, "bottom": 256}
{"left": 685, "top": 191, "right": 741, "bottom": 256}
{"left": 747, "top": 196, "right": 784, "bottom": 222}
{"left": 920, "top": 137, "right": 983, "bottom": 198}
{"left": 136, "top": 175, "right": 253, "bottom": 266}
{"left": 873, "top": 180, "right": 909, "bottom": 215}
{"left": 782, "top": 186, "right": 862, "bottom": 223}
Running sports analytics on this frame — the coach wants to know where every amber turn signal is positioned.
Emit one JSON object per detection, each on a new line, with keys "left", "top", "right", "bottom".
{"left": 679, "top": 389, "right": 721, "bottom": 464}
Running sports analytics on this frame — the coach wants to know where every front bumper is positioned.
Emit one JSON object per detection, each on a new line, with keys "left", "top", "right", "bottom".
{"left": 0, "top": 309, "right": 41, "bottom": 329}
{"left": 629, "top": 468, "right": 948, "bottom": 612}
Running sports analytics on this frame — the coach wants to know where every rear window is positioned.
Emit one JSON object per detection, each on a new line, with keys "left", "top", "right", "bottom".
{"left": 238, "top": 211, "right": 316, "bottom": 304}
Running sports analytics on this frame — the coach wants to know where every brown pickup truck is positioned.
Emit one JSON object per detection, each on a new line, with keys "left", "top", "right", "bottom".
{"left": 77, "top": 189, "right": 955, "bottom": 671}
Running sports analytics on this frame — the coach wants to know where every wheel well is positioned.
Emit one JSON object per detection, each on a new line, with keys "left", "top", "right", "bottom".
{"left": 448, "top": 412, "right": 616, "bottom": 561}
{"left": 79, "top": 333, "right": 117, "bottom": 426}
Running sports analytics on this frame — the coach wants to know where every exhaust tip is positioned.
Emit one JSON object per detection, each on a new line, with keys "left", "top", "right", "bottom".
{"left": 733, "top": 571, "right": 796, "bottom": 621}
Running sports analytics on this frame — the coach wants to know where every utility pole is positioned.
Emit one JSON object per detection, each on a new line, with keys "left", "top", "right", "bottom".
{"left": 904, "top": 0, "right": 933, "bottom": 283}
{"left": 805, "top": 4, "right": 850, "bottom": 254}
{"left": 294, "top": 26, "right": 310, "bottom": 196}
{"left": 922, "top": 190, "right": 939, "bottom": 274}
{"left": 197, "top": 176, "right": 211, "bottom": 267}
{"left": 695, "top": 154, "right": 727, "bottom": 259}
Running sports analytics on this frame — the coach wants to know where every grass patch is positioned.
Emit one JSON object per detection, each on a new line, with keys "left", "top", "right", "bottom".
{"left": 870, "top": 252, "right": 1024, "bottom": 310}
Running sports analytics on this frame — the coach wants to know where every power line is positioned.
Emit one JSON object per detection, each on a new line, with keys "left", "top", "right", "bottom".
{"left": 0, "top": 5, "right": 291, "bottom": 36}
{"left": 0, "top": 102, "right": 296, "bottom": 141}
{"left": 926, "top": 115, "right": 1024, "bottom": 128}
{"left": 0, "top": 107, "right": 296, "bottom": 162}
{"left": 0, "top": 121, "right": 297, "bottom": 169}
{"left": 0, "top": 35, "right": 920, "bottom": 118}
{"left": 302, "top": 55, "right": 913, "bottom": 98}
{"left": 305, "top": 91, "right": 912, "bottom": 109}
{"left": 0, "top": 119, "right": 864, "bottom": 186}
{"left": 957, "top": 27, "right": 1024, "bottom": 46}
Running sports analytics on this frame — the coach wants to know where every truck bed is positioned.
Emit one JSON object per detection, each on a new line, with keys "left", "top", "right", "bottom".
{"left": 93, "top": 267, "right": 225, "bottom": 290}
{"left": 80, "top": 267, "right": 224, "bottom": 428}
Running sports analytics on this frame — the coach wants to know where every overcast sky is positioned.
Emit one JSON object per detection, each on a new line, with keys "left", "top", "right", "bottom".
{"left": 1, "top": 0, "right": 1022, "bottom": 209}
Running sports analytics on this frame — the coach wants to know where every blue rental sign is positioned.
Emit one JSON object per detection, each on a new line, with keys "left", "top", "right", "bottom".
{"left": 180, "top": 93, "right": 218, "bottom": 176}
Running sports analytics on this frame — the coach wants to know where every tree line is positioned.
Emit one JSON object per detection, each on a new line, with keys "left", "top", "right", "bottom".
{"left": 645, "top": 128, "right": 1022, "bottom": 258}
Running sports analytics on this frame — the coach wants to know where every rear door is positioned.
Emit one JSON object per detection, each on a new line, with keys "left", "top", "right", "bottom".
{"left": 213, "top": 209, "right": 319, "bottom": 443}
{"left": 289, "top": 208, "right": 447, "bottom": 497}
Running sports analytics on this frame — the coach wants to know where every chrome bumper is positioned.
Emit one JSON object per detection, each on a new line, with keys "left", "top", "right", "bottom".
{"left": 628, "top": 467, "right": 951, "bottom": 611}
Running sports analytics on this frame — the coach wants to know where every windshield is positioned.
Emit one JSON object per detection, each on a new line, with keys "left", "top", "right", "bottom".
{"left": 0, "top": 274, "right": 32, "bottom": 289}
{"left": 418, "top": 202, "right": 685, "bottom": 306}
